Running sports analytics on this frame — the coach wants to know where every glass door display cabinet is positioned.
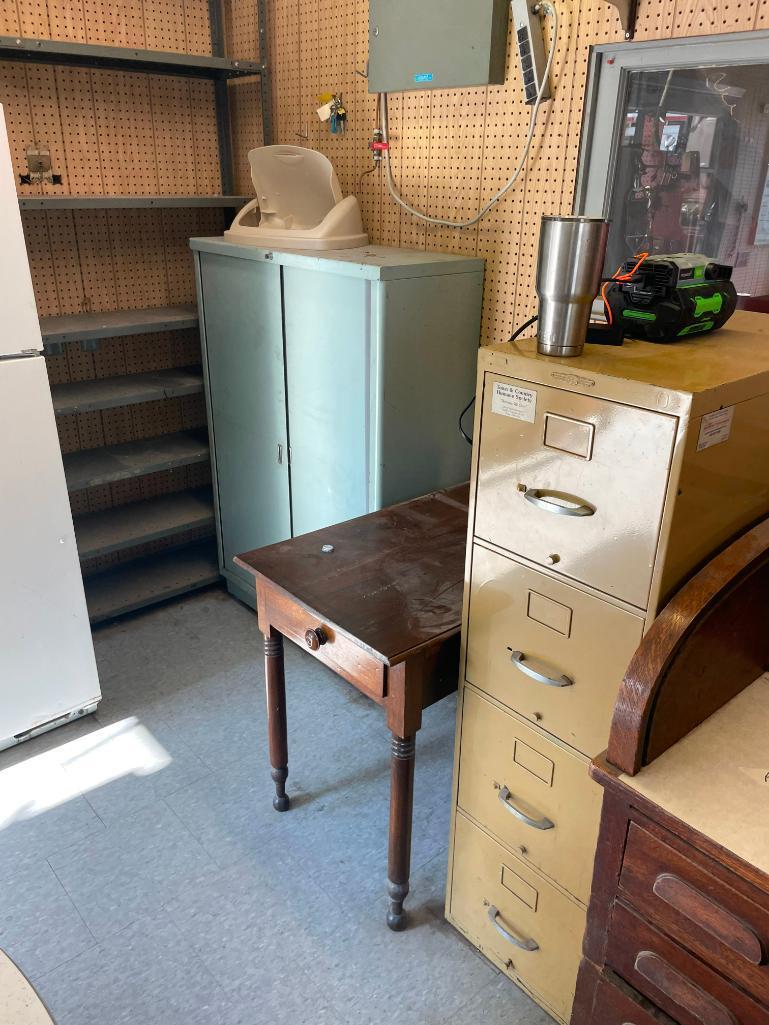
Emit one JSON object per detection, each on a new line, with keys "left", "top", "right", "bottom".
{"left": 578, "top": 30, "right": 769, "bottom": 313}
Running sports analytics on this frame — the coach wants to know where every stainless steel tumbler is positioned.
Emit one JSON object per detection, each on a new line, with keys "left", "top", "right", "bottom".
{"left": 536, "top": 215, "right": 610, "bottom": 357}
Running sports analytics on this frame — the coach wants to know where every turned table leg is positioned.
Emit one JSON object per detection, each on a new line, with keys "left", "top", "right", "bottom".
{"left": 387, "top": 733, "right": 416, "bottom": 931}
{"left": 264, "top": 627, "right": 289, "bottom": 812}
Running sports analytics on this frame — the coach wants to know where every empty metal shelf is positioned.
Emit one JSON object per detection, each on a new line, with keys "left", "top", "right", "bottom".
{"left": 52, "top": 367, "right": 203, "bottom": 414}
{"left": 84, "top": 539, "right": 220, "bottom": 623}
{"left": 19, "top": 195, "right": 249, "bottom": 210}
{"left": 75, "top": 487, "right": 215, "bottom": 559}
{"left": 40, "top": 305, "right": 198, "bottom": 344}
{"left": 63, "top": 430, "right": 209, "bottom": 491}
{"left": 0, "top": 35, "right": 262, "bottom": 78}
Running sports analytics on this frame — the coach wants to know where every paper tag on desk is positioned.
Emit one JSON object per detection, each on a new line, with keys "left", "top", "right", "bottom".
{"left": 491, "top": 382, "right": 537, "bottom": 423}
{"left": 697, "top": 406, "right": 734, "bottom": 451}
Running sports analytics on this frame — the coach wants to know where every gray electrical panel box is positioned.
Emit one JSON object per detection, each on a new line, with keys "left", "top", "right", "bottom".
{"left": 368, "top": 0, "right": 510, "bottom": 93}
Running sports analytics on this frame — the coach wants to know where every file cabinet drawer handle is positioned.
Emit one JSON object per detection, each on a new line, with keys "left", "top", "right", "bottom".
{"left": 523, "top": 488, "right": 595, "bottom": 517}
{"left": 498, "top": 786, "right": 554, "bottom": 830}
{"left": 634, "top": 951, "right": 737, "bottom": 1025}
{"left": 487, "top": 905, "right": 539, "bottom": 951}
{"left": 510, "top": 650, "right": 574, "bottom": 689}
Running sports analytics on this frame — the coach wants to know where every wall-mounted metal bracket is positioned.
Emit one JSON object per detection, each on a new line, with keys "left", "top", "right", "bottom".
{"left": 606, "top": 0, "right": 639, "bottom": 39}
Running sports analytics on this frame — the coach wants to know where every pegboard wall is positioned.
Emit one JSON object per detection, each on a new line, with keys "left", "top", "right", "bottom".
{"left": 257, "top": 0, "right": 769, "bottom": 346}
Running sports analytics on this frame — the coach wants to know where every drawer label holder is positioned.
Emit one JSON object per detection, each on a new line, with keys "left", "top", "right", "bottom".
{"left": 491, "top": 382, "right": 538, "bottom": 423}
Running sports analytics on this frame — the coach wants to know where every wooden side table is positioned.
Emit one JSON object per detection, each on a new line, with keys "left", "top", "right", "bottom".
{"left": 234, "top": 484, "right": 469, "bottom": 930}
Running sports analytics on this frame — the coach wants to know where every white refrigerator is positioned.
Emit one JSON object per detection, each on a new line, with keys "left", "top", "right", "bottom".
{"left": 0, "top": 104, "right": 101, "bottom": 751}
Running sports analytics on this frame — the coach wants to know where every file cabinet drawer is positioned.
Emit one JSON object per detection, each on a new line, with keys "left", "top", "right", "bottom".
{"left": 450, "top": 810, "right": 585, "bottom": 1023}
{"left": 458, "top": 687, "right": 601, "bottom": 903}
{"left": 466, "top": 545, "right": 644, "bottom": 755}
{"left": 475, "top": 374, "right": 677, "bottom": 608}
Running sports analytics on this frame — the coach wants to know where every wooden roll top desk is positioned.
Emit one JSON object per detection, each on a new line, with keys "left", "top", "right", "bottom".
{"left": 572, "top": 514, "right": 769, "bottom": 1025}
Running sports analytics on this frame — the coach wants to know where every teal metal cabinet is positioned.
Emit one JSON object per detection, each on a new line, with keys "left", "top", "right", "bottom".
{"left": 191, "top": 239, "right": 484, "bottom": 607}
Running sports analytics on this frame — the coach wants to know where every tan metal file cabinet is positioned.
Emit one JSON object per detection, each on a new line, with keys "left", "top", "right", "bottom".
{"left": 446, "top": 312, "right": 769, "bottom": 1023}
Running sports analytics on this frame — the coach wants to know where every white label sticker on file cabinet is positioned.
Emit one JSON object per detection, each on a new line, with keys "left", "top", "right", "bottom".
{"left": 491, "top": 382, "right": 537, "bottom": 423}
{"left": 697, "top": 406, "right": 734, "bottom": 452}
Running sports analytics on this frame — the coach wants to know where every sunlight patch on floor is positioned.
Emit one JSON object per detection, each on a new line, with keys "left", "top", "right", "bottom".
{"left": 0, "top": 719, "right": 171, "bottom": 828}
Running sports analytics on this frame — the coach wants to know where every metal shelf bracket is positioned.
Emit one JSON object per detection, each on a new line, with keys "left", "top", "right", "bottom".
{"left": 605, "top": 0, "right": 639, "bottom": 39}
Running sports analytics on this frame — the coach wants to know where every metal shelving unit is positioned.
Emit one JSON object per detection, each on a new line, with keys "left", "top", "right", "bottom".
{"left": 22, "top": 0, "right": 272, "bottom": 621}
{"left": 41, "top": 305, "right": 199, "bottom": 344}
{"left": 51, "top": 368, "right": 203, "bottom": 414}
{"left": 63, "top": 430, "right": 210, "bottom": 492}
{"left": 75, "top": 487, "right": 215, "bottom": 559}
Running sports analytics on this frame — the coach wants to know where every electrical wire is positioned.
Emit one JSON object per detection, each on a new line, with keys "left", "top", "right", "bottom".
{"left": 459, "top": 315, "right": 539, "bottom": 445}
{"left": 358, "top": 165, "right": 377, "bottom": 191}
{"left": 601, "top": 252, "right": 650, "bottom": 326}
{"left": 380, "top": 2, "right": 559, "bottom": 229}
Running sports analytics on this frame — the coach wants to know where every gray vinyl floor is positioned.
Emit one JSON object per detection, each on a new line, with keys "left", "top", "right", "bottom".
{"left": 0, "top": 588, "right": 551, "bottom": 1025}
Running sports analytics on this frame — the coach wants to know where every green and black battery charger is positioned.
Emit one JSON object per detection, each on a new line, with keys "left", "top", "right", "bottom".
{"left": 605, "top": 254, "right": 738, "bottom": 343}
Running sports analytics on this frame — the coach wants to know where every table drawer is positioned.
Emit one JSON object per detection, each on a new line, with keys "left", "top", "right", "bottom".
{"left": 450, "top": 810, "right": 585, "bottom": 1023}
{"left": 579, "top": 961, "right": 677, "bottom": 1025}
{"left": 458, "top": 687, "right": 601, "bottom": 903}
{"left": 474, "top": 373, "right": 677, "bottom": 609}
{"left": 620, "top": 822, "right": 769, "bottom": 1006}
{"left": 607, "top": 902, "right": 769, "bottom": 1025}
{"left": 261, "top": 590, "right": 385, "bottom": 700}
{"left": 466, "top": 545, "right": 644, "bottom": 756}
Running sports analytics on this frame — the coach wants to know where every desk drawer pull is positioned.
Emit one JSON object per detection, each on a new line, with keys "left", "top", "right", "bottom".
{"left": 498, "top": 786, "right": 554, "bottom": 831}
{"left": 523, "top": 488, "right": 595, "bottom": 517}
{"left": 487, "top": 905, "right": 539, "bottom": 952}
{"left": 653, "top": 873, "right": 765, "bottom": 966}
{"left": 510, "top": 650, "right": 574, "bottom": 689}
{"left": 634, "top": 951, "right": 737, "bottom": 1025}
{"left": 305, "top": 627, "right": 328, "bottom": 651}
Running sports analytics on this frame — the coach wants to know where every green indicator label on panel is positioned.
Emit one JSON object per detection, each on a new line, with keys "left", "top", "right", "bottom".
{"left": 622, "top": 309, "right": 657, "bottom": 321}
{"left": 678, "top": 320, "right": 714, "bottom": 336}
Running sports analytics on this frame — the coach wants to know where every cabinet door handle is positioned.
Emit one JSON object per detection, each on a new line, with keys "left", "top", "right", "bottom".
{"left": 498, "top": 786, "right": 554, "bottom": 830}
{"left": 653, "top": 873, "right": 765, "bottom": 966}
{"left": 510, "top": 650, "right": 574, "bottom": 688}
{"left": 523, "top": 488, "right": 595, "bottom": 517}
{"left": 487, "top": 905, "right": 539, "bottom": 951}
{"left": 634, "top": 951, "right": 737, "bottom": 1025}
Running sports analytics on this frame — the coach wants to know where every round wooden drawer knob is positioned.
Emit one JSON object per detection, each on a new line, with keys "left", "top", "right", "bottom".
{"left": 305, "top": 627, "right": 328, "bottom": 651}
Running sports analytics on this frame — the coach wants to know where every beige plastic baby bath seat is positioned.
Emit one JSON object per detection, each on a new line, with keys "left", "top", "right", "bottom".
{"left": 224, "top": 145, "right": 368, "bottom": 250}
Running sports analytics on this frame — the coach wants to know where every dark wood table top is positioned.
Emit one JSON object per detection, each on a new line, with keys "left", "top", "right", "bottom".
{"left": 234, "top": 484, "right": 470, "bottom": 665}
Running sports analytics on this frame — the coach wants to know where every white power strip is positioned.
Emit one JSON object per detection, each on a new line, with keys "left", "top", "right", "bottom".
{"left": 512, "top": 0, "right": 552, "bottom": 105}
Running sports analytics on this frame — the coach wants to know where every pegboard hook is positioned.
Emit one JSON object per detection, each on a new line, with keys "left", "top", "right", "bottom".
{"left": 605, "top": 0, "right": 638, "bottom": 39}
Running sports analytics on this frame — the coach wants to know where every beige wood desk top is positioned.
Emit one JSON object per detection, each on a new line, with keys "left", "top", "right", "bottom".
{"left": 621, "top": 672, "right": 769, "bottom": 876}
{"left": 0, "top": 951, "right": 54, "bottom": 1024}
